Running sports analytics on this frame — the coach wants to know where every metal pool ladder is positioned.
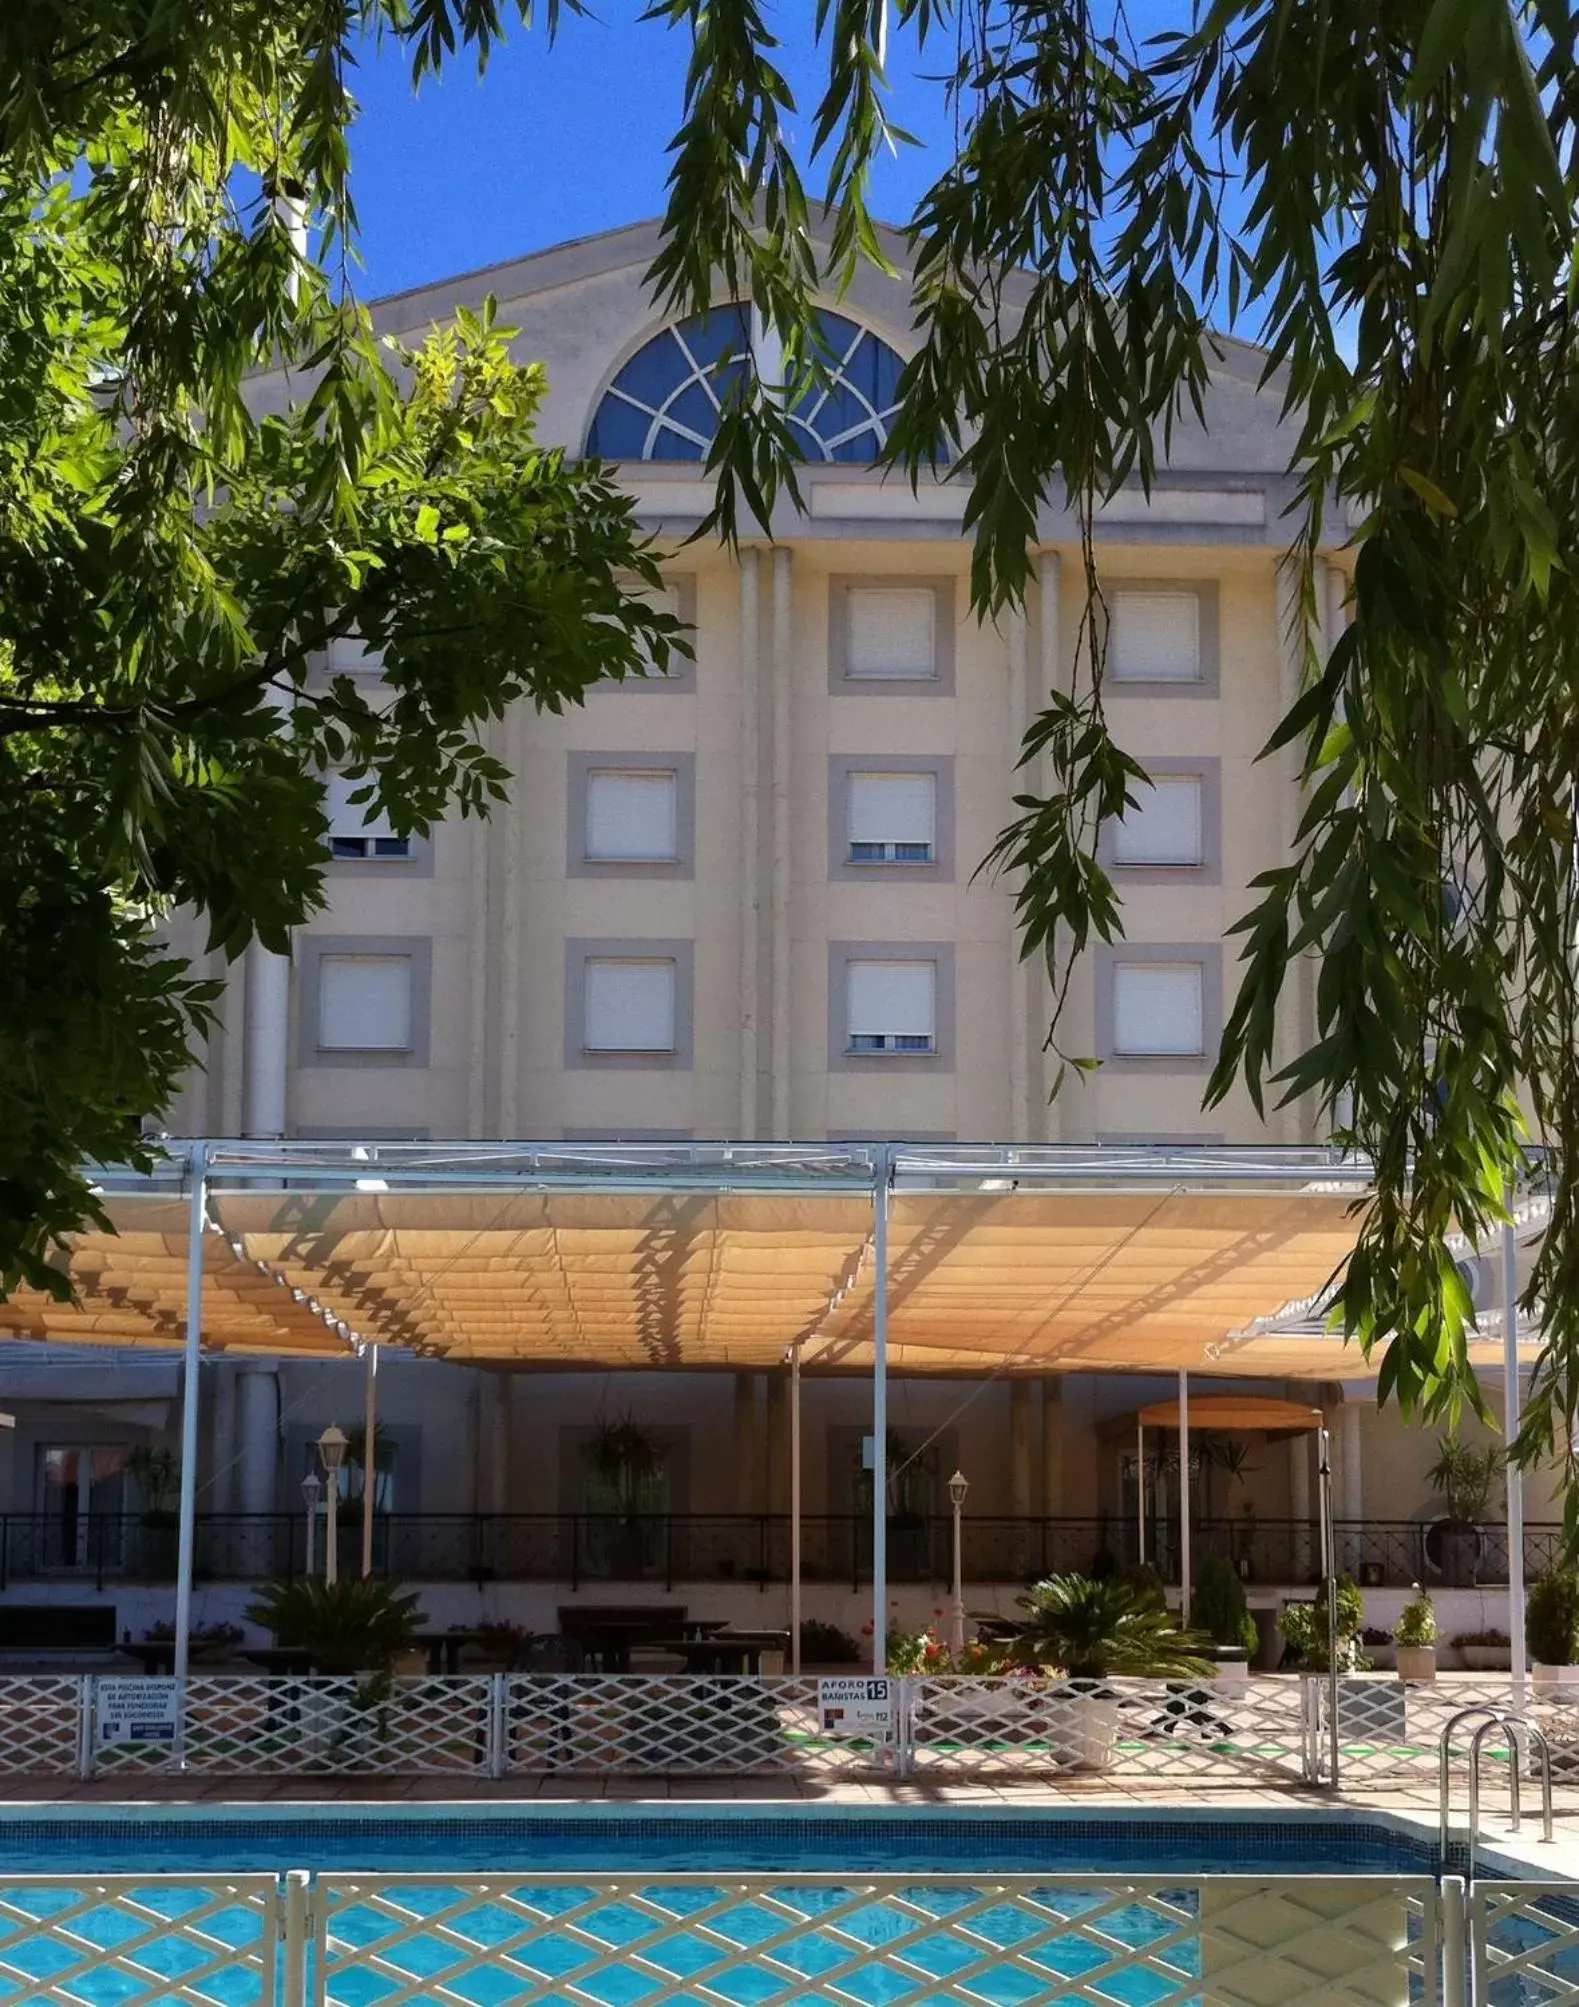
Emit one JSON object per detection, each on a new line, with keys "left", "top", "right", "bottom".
{"left": 1438, "top": 1703, "right": 1553, "bottom": 1873}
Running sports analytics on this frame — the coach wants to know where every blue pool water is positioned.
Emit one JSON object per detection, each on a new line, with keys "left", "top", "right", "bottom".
{"left": 0, "top": 1809, "right": 1444, "bottom": 1876}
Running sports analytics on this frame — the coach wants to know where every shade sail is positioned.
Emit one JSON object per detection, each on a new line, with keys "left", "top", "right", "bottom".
{"left": 0, "top": 1200, "right": 355, "bottom": 1356}
{"left": 0, "top": 1162, "right": 1538, "bottom": 1379}
{"left": 1128, "top": 1395, "right": 1325, "bottom": 1433}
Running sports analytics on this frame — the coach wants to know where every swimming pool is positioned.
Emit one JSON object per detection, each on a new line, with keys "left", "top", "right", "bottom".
{"left": 0, "top": 1805, "right": 1449, "bottom": 1875}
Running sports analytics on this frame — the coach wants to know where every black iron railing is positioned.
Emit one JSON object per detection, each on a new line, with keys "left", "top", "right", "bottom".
{"left": 0, "top": 1512, "right": 1562, "bottom": 1592}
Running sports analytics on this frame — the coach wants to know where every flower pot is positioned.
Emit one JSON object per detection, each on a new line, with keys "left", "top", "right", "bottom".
{"left": 1436, "top": 1521, "right": 1482, "bottom": 1588}
{"left": 1045, "top": 1684, "right": 1120, "bottom": 1772}
{"left": 1461, "top": 1645, "right": 1511, "bottom": 1673}
{"left": 1532, "top": 1662, "right": 1579, "bottom": 1690}
{"left": 1206, "top": 1647, "right": 1249, "bottom": 1693}
{"left": 1396, "top": 1644, "right": 1436, "bottom": 1683}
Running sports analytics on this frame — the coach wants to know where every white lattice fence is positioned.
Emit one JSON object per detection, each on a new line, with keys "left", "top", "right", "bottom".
{"left": 311, "top": 1871, "right": 1442, "bottom": 2007}
{"left": 1305, "top": 1677, "right": 1579, "bottom": 1785}
{"left": 91, "top": 1674, "right": 496, "bottom": 1778}
{"left": 905, "top": 1675, "right": 1311, "bottom": 1782}
{"left": 0, "top": 1874, "right": 282, "bottom": 2006}
{"left": 503, "top": 1673, "right": 886, "bottom": 1776}
{"left": 0, "top": 1677, "right": 84, "bottom": 1776}
{"left": 1470, "top": 1880, "right": 1579, "bottom": 2006}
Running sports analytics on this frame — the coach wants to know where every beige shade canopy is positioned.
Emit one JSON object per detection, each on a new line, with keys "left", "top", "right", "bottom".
{"left": 0, "top": 1163, "right": 1537, "bottom": 1380}
{"left": 1128, "top": 1394, "right": 1325, "bottom": 1433}
{"left": 0, "top": 1199, "right": 356, "bottom": 1356}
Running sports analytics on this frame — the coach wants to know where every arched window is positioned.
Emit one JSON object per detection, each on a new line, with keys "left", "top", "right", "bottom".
{"left": 586, "top": 307, "right": 914, "bottom": 464}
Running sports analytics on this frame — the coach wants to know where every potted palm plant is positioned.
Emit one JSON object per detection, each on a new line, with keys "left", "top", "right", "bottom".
{"left": 1393, "top": 1584, "right": 1437, "bottom": 1681}
{"left": 1527, "top": 1569, "right": 1579, "bottom": 1688}
{"left": 247, "top": 1576, "right": 428, "bottom": 1763}
{"left": 1009, "top": 1573, "right": 1210, "bottom": 1771}
{"left": 1425, "top": 1434, "right": 1503, "bottom": 1587}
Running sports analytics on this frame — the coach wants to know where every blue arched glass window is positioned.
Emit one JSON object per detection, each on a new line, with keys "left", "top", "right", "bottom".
{"left": 586, "top": 307, "right": 913, "bottom": 463}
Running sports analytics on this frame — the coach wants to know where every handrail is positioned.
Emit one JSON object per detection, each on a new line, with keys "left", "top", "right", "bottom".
{"left": 1440, "top": 1705, "right": 1554, "bottom": 1874}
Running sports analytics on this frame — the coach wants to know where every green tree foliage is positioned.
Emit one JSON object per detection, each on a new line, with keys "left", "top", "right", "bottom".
{"left": 6, "top": 1, "right": 1579, "bottom": 1526}
{"left": 0, "top": 2, "right": 681, "bottom": 1296}
{"left": 626, "top": 2, "right": 1579, "bottom": 1505}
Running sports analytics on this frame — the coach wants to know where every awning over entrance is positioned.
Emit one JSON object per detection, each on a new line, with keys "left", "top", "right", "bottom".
{"left": 1127, "top": 1394, "right": 1325, "bottom": 1433}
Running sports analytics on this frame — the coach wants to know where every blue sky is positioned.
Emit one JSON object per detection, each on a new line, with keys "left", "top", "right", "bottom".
{"left": 347, "top": 8, "right": 958, "bottom": 300}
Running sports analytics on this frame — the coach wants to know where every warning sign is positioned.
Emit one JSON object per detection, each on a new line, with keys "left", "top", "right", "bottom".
{"left": 818, "top": 1675, "right": 896, "bottom": 1737}
{"left": 95, "top": 1676, "right": 179, "bottom": 1750}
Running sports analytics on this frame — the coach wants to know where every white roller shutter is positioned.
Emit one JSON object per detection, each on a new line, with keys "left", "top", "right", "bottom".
{"left": 584, "top": 958, "right": 676, "bottom": 1051}
{"left": 847, "top": 960, "right": 936, "bottom": 1047}
{"left": 1109, "top": 590, "right": 1201, "bottom": 681}
{"left": 317, "top": 956, "right": 412, "bottom": 1051}
{"left": 848, "top": 772, "right": 936, "bottom": 856}
{"left": 845, "top": 587, "right": 937, "bottom": 678}
{"left": 1112, "top": 776, "right": 1203, "bottom": 866}
{"left": 585, "top": 770, "right": 678, "bottom": 861}
{"left": 1111, "top": 962, "right": 1204, "bottom": 1055}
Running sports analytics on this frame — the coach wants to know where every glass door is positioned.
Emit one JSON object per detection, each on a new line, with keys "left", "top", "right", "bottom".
{"left": 38, "top": 1446, "right": 128, "bottom": 1570}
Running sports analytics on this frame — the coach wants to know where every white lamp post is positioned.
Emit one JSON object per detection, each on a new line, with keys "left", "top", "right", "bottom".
{"left": 317, "top": 1425, "right": 348, "bottom": 1586}
{"left": 947, "top": 1469, "right": 970, "bottom": 1661}
{"left": 301, "top": 1473, "right": 322, "bottom": 1579}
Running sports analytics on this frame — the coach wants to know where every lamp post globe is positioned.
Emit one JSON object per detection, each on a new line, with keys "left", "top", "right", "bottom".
{"left": 948, "top": 1469, "right": 969, "bottom": 1660}
{"left": 316, "top": 1426, "right": 347, "bottom": 1583}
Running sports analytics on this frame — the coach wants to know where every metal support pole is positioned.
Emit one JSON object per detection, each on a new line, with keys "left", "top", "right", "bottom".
{"left": 1504, "top": 1215, "right": 1527, "bottom": 1705}
{"left": 872, "top": 1148, "right": 890, "bottom": 1674}
{"left": 361, "top": 1343, "right": 379, "bottom": 1579}
{"left": 789, "top": 1346, "right": 802, "bottom": 1673}
{"left": 1317, "top": 1424, "right": 1340, "bottom": 1790}
{"left": 1136, "top": 1421, "right": 1146, "bottom": 1565}
{"left": 173, "top": 1143, "right": 208, "bottom": 1694}
{"left": 949, "top": 1494, "right": 966, "bottom": 1659}
{"left": 1178, "top": 1369, "right": 1192, "bottom": 1621}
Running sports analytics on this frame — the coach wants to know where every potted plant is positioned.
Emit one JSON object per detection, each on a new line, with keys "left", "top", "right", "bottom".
{"left": 1194, "top": 1551, "right": 1259, "bottom": 1689}
{"left": 143, "top": 1619, "right": 243, "bottom": 1666}
{"left": 246, "top": 1576, "right": 425, "bottom": 1676}
{"left": 582, "top": 1415, "right": 664, "bottom": 1577}
{"left": 1425, "top": 1433, "right": 1503, "bottom": 1587}
{"left": 1362, "top": 1627, "right": 1396, "bottom": 1670}
{"left": 1277, "top": 1575, "right": 1367, "bottom": 1672}
{"left": 1527, "top": 1569, "right": 1579, "bottom": 1687}
{"left": 1009, "top": 1572, "right": 1210, "bottom": 1771}
{"left": 1393, "top": 1584, "right": 1438, "bottom": 1681}
{"left": 1452, "top": 1629, "right": 1513, "bottom": 1672}
{"left": 127, "top": 1446, "right": 181, "bottom": 1573}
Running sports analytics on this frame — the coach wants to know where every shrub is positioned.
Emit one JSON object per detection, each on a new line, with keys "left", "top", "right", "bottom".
{"left": 1194, "top": 1553, "right": 1252, "bottom": 1650}
{"left": 1112, "top": 1562, "right": 1167, "bottom": 1610}
{"left": 245, "top": 1576, "right": 424, "bottom": 1675}
{"left": 1394, "top": 1585, "right": 1437, "bottom": 1647}
{"left": 1278, "top": 1575, "right": 1366, "bottom": 1671}
{"left": 1426, "top": 1434, "right": 1504, "bottom": 1522}
{"left": 799, "top": 1619, "right": 860, "bottom": 1665}
{"left": 1012, "top": 1573, "right": 1210, "bottom": 1679}
{"left": 1526, "top": 1570, "right": 1579, "bottom": 1666}
{"left": 1450, "top": 1630, "right": 1510, "bottom": 1649}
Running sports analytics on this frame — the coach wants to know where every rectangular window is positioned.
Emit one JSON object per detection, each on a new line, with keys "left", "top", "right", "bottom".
{"left": 846, "top": 959, "right": 936, "bottom": 1054}
{"left": 326, "top": 774, "right": 411, "bottom": 861}
{"left": 847, "top": 771, "right": 936, "bottom": 864}
{"left": 317, "top": 955, "right": 413, "bottom": 1052}
{"left": 584, "top": 958, "right": 677, "bottom": 1053}
{"left": 1109, "top": 590, "right": 1202, "bottom": 682}
{"left": 845, "top": 586, "right": 937, "bottom": 679}
{"left": 1111, "top": 961, "right": 1205, "bottom": 1056}
{"left": 585, "top": 769, "right": 679, "bottom": 863}
{"left": 1111, "top": 775, "right": 1204, "bottom": 867}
